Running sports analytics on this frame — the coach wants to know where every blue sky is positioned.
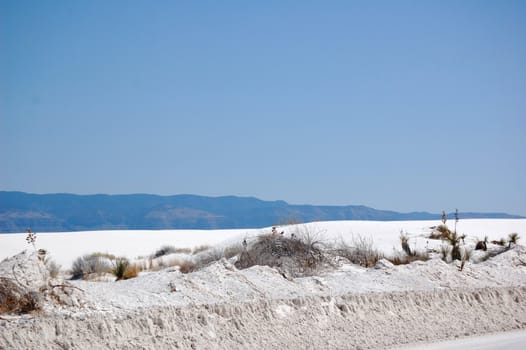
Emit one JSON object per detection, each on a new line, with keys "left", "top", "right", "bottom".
{"left": 1, "top": 1, "right": 525, "bottom": 215}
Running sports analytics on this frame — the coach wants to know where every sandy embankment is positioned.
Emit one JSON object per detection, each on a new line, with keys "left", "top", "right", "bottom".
{"left": 1, "top": 286, "right": 525, "bottom": 350}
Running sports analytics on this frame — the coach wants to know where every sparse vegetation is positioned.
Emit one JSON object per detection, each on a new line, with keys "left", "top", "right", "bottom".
{"left": 0, "top": 277, "right": 41, "bottom": 314}
{"left": 70, "top": 253, "right": 113, "bottom": 279}
{"left": 153, "top": 245, "right": 191, "bottom": 258}
{"left": 388, "top": 250, "right": 430, "bottom": 265}
{"left": 400, "top": 232, "right": 412, "bottom": 256}
{"left": 386, "top": 232, "right": 429, "bottom": 265}
{"left": 178, "top": 261, "right": 197, "bottom": 274}
{"left": 508, "top": 233, "right": 520, "bottom": 247}
{"left": 475, "top": 236, "right": 488, "bottom": 251}
{"left": 334, "top": 235, "right": 382, "bottom": 268}
{"left": 491, "top": 238, "right": 507, "bottom": 247}
{"left": 235, "top": 227, "right": 333, "bottom": 276}
{"left": 112, "top": 257, "right": 130, "bottom": 281}
{"left": 429, "top": 225, "right": 451, "bottom": 240}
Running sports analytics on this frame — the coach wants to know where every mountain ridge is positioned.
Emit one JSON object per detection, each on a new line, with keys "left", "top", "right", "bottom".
{"left": 0, "top": 191, "right": 523, "bottom": 233}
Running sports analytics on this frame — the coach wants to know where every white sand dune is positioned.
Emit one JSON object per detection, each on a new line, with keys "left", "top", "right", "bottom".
{"left": 1, "top": 219, "right": 526, "bottom": 349}
{"left": 1, "top": 219, "right": 524, "bottom": 268}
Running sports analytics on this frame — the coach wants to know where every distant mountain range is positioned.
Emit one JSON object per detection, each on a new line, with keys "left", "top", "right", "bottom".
{"left": 0, "top": 191, "right": 523, "bottom": 233}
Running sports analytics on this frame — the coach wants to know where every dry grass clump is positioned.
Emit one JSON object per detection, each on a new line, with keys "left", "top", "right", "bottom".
{"left": 71, "top": 253, "right": 112, "bottom": 279}
{"left": 387, "top": 250, "right": 430, "bottom": 265}
{"left": 429, "top": 225, "right": 451, "bottom": 239}
{"left": 178, "top": 261, "right": 197, "bottom": 274}
{"left": 508, "top": 233, "right": 520, "bottom": 247}
{"left": 333, "top": 235, "right": 382, "bottom": 268}
{"left": 153, "top": 245, "right": 191, "bottom": 258}
{"left": 491, "top": 238, "right": 508, "bottom": 247}
{"left": 475, "top": 236, "right": 488, "bottom": 251}
{"left": 112, "top": 257, "right": 130, "bottom": 281}
{"left": 71, "top": 253, "right": 142, "bottom": 280}
{"left": 235, "top": 228, "right": 332, "bottom": 276}
{"left": 0, "top": 277, "right": 41, "bottom": 314}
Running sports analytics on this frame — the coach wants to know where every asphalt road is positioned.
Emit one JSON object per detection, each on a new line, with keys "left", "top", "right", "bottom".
{"left": 396, "top": 330, "right": 526, "bottom": 350}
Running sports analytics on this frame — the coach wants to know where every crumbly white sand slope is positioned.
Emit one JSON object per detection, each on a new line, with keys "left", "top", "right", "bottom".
{"left": 1, "top": 219, "right": 526, "bottom": 349}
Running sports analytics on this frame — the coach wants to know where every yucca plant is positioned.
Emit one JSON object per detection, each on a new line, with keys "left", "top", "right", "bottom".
{"left": 475, "top": 236, "right": 488, "bottom": 251}
{"left": 446, "top": 231, "right": 461, "bottom": 261}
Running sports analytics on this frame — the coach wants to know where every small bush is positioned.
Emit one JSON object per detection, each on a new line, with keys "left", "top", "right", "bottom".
{"left": 123, "top": 263, "right": 140, "bottom": 279}
{"left": 508, "top": 233, "right": 520, "bottom": 247}
{"left": 491, "top": 238, "right": 507, "bottom": 246}
{"left": 333, "top": 235, "right": 381, "bottom": 268}
{"left": 179, "top": 261, "right": 197, "bottom": 274}
{"left": 71, "top": 254, "right": 112, "bottom": 279}
{"left": 387, "top": 250, "right": 429, "bottom": 265}
{"left": 400, "top": 232, "right": 412, "bottom": 256}
{"left": 475, "top": 236, "right": 488, "bottom": 251}
{"left": 112, "top": 257, "right": 130, "bottom": 281}
{"left": 0, "top": 277, "right": 41, "bottom": 314}
{"left": 153, "top": 245, "right": 191, "bottom": 258}
{"left": 235, "top": 228, "right": 331, "bottom": 275}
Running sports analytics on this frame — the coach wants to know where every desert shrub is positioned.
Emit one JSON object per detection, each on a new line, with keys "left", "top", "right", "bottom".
{"left": 179, "top": 261, "right": 197, "bottom": 274}
{"left": 0, "top": 277, "right": 41, "bottom": 314}
{"left": 153, "top": 245, "right": 177, "bottom": 258}
{"left": 153, "top": 245, "right": 191, "bottom": 258}
{"left": 235, "top": 229, "right": 331, "bottom": 276}
{"left": 491, "top": 238, "right": 507, "bottom": 246}
{"left": 475, "top": 236, "right": 488, "bottom": 251}
{"left": 70, "top": 253, "right": 112, "bottom": 280}
{"left": 399, "top": 232, "right": 412, "bottom": 256}
{"left": 508, "top": 233, "right": 520, "bottom": 247}
{"left": 123, "top": 263, "right": 140, "bottom": 279}
{"left": 445, "top": 231, "right": 461, "bottom": 261}
{"left": 387, "top": 250, "right": 429, "bottom": 265}
{"left": 437, "top": 225, "right": 450, "bottom": 236}
{"left": 334, "top": 235, "right": 381, "bottom": 268}
{"left": 112, "top": 257, "right": 130, "bottom": 281}
{"left": 429, "top": 225, "right": 452, "bottom": 240}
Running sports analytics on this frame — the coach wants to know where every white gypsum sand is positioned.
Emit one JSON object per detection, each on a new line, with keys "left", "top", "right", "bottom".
{"left": 1, "top": 219, "right": 525, "bottom": 349}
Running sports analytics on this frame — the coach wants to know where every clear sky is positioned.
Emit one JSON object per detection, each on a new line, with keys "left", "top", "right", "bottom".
{"left": 1, "top": 1, "right": 525, "bottom": 215}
